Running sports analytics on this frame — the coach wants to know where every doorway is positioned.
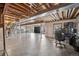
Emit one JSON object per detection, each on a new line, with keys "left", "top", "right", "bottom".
{"left": 34, "top": 26, "right": 40, "bottom": 33}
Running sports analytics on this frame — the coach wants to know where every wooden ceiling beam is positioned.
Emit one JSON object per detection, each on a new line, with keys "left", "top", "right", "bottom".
{"left": 45, "top": 3, "right": 51, "bottom": 8}
{"left": 30, "top": 4, "right": 39, "bottom": 11}
{"left": 12, "top": 3, "right": 30, "bottom": 12}
{"left": 20, "top": 3, "right": 38, "bottom": 16}
{"left": 50, "top": 16, "right": 56, "bottom": 21}
{"left": 23, "top": 3, "right": 38, "bottom": 13}
{"left": 17, "top": 3, "right": 35, "bottom": 14}
{"left": 75, "top": 13, "right": 79, "bottom": 18}
{"left": 52, "top": 13, "right": 58, "bottom": 21}
{"left": 54, "top": 13, "right": 60, "bottom": 20}
{"left": 40, "top": 4, "right": 47, "bottom": 9}
{"left": 42, "top": 3, "right": 49, "bottom": 9}
{"left": 64, "top": 10, "right": 67, "bottom": 19}
{"left": 74, "top": 8, "right": 79, "bottom": 18}
{"left": 8, "top": 7, "right": 28, "bottom": 17}
{"left": 67, "top": 9, "right": 71, "bottom": 19}
{"left": 70, "top": 8, "right": 75, "bottom": 18}
{"left": 19, "top": 3, "right": 35, "bottom": 14}
{"left": 5, "top": 13, "right": 22, "bottom": 19}
{"left": 6, "top": 9, "right": 25, "bottom": 19}
{"left": 9, "top": 4, "right": 28, "bottom": 15}
{"left": 70, "top": 7, "right": 79, "bottom": 19}
{"left": 32, "top": 4, "right": 38, "bottom": 7}
{"left": 62, "top": 11, "right": 65, "bottom": 20}
{"left": 5, "top": 13, "right": 23, "bottom": 19}
{"left": 27, "top": 3, "right": 47, "bottom": 15}
{"left": 58, "top": 11, "right": 63, "bottom": 20}
{"left": 49, "top": 13, "right": 56, "bottom": 21}
{"left": 36, "top": 4, "right": 47, "bottom": 10}
{"left": 56, "top": 10, "right": 61, "bottom": 20}
{"left": 48, "top": 3, "right": 54, "bottom": 7}
{"left": 62, "top": 10, "right": 68, "bottom": 19}
{"left": 62, "top": 11, "right": 67, "bottom": 19}
{"left": 67, "top": 9, "right": 69, "bottom": 19}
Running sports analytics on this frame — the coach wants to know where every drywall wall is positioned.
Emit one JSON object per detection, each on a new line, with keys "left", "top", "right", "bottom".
{"left": 0, "top": 28, "right": 3, "bottom": 50}
{"left": 45, "top": 19, "right": 77, "bottom": 38}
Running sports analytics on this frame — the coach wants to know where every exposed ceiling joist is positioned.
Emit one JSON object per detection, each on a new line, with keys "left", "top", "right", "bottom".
{"left": 1, "top": 3, "right": 79, "bottom": 25}
{"left": 22, "top": 3, "right": 38, "bottom": 15}
{"left": 13, "top": 3, "right": 30, "bottom": 12}
{"left": 67, "top": 9, "right": 71, "bottom": 19}
{"left": 6, "top": 9, "right": 25, "bottom": 19}
{"left": 49, "top": 13, "right": 56, "bottom": 21}
{"left": 64, "top": 10, "right": 67, "bottom": 19}
{"left": 70, "top": 7, "right": 79, "bottom": 18}
{"left": 74, "top": 10, "right": 79, "bottom": 18}
{"left": 69, "top": 8, "right": 75, "bottom": 18}
{"left": 67, "top": 9, "right": 69, "bottom": 18}
{"left": 8, "top": 7, "right": 27, "bottom": 17}
{"left": 56, "top": 10, "right": 61, "bottom": 20}
{"left": 62, "top": 11, "right": 65, "bottom": 20}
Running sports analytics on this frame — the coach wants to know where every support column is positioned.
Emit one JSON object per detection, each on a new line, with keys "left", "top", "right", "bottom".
{"left": 1, "top": 14, "right": 6, "bottom": 56}
{"left": 19, "top": 19, "right": 22, "bottom": 40}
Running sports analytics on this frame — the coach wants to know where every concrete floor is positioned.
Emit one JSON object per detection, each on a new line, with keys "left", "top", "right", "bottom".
{"left": 0, "top": 32, "right": 79, "bottom": 56}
